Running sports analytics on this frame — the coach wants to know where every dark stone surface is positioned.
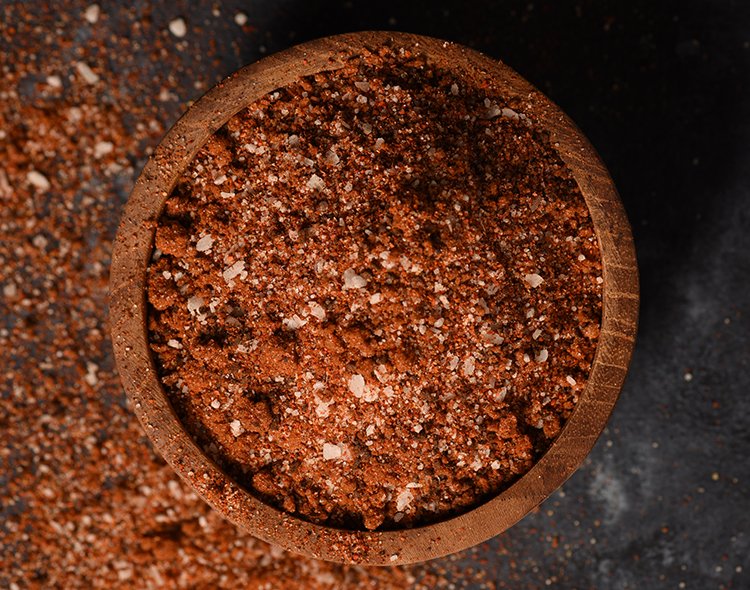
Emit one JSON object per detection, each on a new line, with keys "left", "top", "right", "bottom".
{"left": 6, "top": 1, "right": 749, "bottom": 587}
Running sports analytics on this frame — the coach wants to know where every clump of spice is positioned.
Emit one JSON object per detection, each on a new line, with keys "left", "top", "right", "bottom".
{"left": 147, "top": 46, "right": 602, "bottom": 531}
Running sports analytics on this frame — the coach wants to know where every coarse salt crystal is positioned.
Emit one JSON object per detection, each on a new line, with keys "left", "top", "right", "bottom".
{"left": 222, "top": 260, "right": 245, "bottom": 282}
{"left": 532, "top": 329, "right": 542, "bottom": 340}
{"left": 210, "top": 400, "right": 221, "bottom": 409}
{"left": 450, "top": 83, "right": 459, "bottom": 95}
{"left": 306, "top": 174, "right": 325, "bottom": 191}
{"left": 196, "top": 234, "right": 214, "bottom": 252}
{"left": 213, "top": 174, "right": 227, "bottom": 185}
{"left": 578, "top": 254, "right": 586, "bottom": 261}
{"left": 343, "top": 182, "right": 353, "bottom": 192}
{"left": 168, "top": 17, "right": 187, "bottom": 38}
{"left": 354, "top": 80, "right": 370, "bottom": 92}
{"left": 309, "top": 301, "right": 326, "bottom": 320}
{"left": 27, "top": 170, "right": 51, "bottom": 191}
{"left": 322, "top": 443, "right": 342, "bottom": 460}
{"left": 462, "top": 356, "right": 476, "bottom": 377}
{"left": 46, "top": 75, "right": 62, "bottom": 88}
{"left": 84, "top": 362, "right": 98, "bottom": 386}
{"left": 342, "top": 268, "right": 367, "bottom": 289}
{"left": 536, "top": 348, "right": 549, "bottom": 362}
{"left": 501, "top": 107, "right": 521, "bottom": 120}
{"left": 524, "top": 273, "right": 544, "bottom": 288}
{"left": 282, "top": 315, "right": 307, "bottom": 330}
{"left": 230, "top": 420, "right": 244, "bottom": 437}
{"left": 448, "top": 356, "right": 460, "bottom": 371}
{"left": 187, "top": 296, "right": 204, "bottom": 315}
{"left": 348, "top": 374, "right": 366, "bottom": 398}
{"left": 94, "top": 141, "right": 113, "bottom": 159}
{"left": 167, "top": 339, "right": 182, "bottom": 349}
{"left": 369, "top": 293, "right": 382, "bottom": 305}
{"left": 234, "top": 12, "right": 248, "bottom": 25}
{"left": 365, "top": 424, "right": 375, "bottom": 436}
{"left": 396, "top": 489, "right": 414, "bottom": 511}
{"left": 375, "top": 137, "right": 385, "bottom": 149}
{"left": 324, "top": 150, "right": 340, "bottom": 165}
{"left": 566, "top": 375, "right": 577, "bottom": 386}
{"left": 315, "top": 397, "right": 333, "bottom": 417}
{"left": 84, "top": 4, "right": 100, "bottom": 24}
{"left": 75, "top": 61, "right": 99, "bottom": 84}
{"left": 491, "top": 460, "right": 501, "bottom": 470}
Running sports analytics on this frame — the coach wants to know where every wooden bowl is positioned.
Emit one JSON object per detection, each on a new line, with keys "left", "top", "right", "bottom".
{"left": 110, "top": 31, "right": 638, "bottom": 565}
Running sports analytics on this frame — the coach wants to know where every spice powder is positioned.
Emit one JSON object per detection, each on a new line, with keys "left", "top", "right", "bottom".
{"left": 147, "top": 46, "right": 603, "bottom": 531}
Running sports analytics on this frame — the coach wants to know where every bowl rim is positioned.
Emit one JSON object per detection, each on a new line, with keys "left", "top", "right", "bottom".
{"left": 109, "top": 30, "right": 639, "bottom": 566}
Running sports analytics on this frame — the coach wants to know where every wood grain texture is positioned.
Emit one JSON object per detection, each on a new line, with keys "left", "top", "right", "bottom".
{"left": 109, "top": 31, "right": 639, "bottom": 565}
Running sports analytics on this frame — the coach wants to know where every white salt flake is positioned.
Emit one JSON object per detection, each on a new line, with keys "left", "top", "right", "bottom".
{"left": 566, "top": 375, "right": 577, "bottom": 386}
{"left": 234, "top": 12, "right": 248, "bottom": 26}
{"left": 282, "top": 315, "right": 307, "bottom": 330}
{"left": 322, "top": 443, "right": 342, "bottom": 460}
{"left": 84, "top": 362, "right": 98, "bottom": 386}
{"left": 369, "top": 293, "right": 382, "bottom": 305}
{"left": 491, "top": 460, "right": 502, "bottom": 470}
{"left": 536, "top": 348, "right": 549, "bottom": 363}
{"left": 308, "top": 301, "right": 326, "bottom": 320}
{"left": 213, "top": 174, "right": 227, "bottom": 185}
{"left": 222, "top": 260, "right": 245, "bottom": 282}
{"left": 196, "top": 234, "right": 214, "bottom": 252}
{"left": 462, "top": 356, "right": 476, "bottom": 377}
{"left": 315, "top": 398, "right": 334, "bottom": 418}
{"left": 187, "top": 296, "right": 204, "bottom": 315}
{"left": 354, "top": 80, "right": 370, "bottom": 92}
{"left": 374, "top": 137, "right": 385, "bottom": 149}
{"left": 167, "top": 339, "right": 182, "bottom": 349}
{"left": 343, "top": 182, "right": 353, "bottom": 192}
{"left": 324, "top": 150, "right": 340, "bottom": 165}
{"left": 230, "top": 420, "right": 244, "bottom": 437}
{"left": 448, "top": 355, "right": 460, "bottom": 371}
{"left": 75, "top": 61, "right": 99, "bottom": 84}
{"left": 501, "top": 107, "right": 521, "bottom": 120}
{"left": 524, "top": 273, "right": 544, "bottom": 288}
{"left": 210, "top": 399, "right": 221, "bottom": 409}
{"left": 94, "top": 141, "right": 113, "bottom": 159}
{"left": 396, "top": 489, "right": 414, "bottom": 511}
{"left": 365, "top": 424, "right": 375, "bottom": 437}
{"left": 27, "top": 170, "right": 51, "bottom": 191}
{"left": 484, "top": 103, "right": 502, "bottom": 118}
{"left": 84, "top": 4, "right": 100, "bottom": 24}
{"left": 348, "top": 374, "right": 366, "bottom": 398}
{"left": 450, "top": 83, "right": 459, "bottom": 95}
{"left": 168, "top": 17, "right": 187, "bottom": 38}
{"left": 532, "top": 329, "right": 542, "bottom": 340}
{"left": 307, "top": 174, "right": 326, "bottom": 191}
{"left": 342, "top": 268, "right": 367, "bottom": 289}
{"left": 46, "top": 75, "right": 62, "bottom": 88}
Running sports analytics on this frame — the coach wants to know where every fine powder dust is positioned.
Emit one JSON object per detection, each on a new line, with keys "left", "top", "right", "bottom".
{"left": 147, "top": 46, "right": 602, "bottom": 530}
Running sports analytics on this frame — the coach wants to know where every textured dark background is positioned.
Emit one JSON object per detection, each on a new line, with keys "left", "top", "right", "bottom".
{"left": 4, "top": 0, "right": 749, "bottom": 588}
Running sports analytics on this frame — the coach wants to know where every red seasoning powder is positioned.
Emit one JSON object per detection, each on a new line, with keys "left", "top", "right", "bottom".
{"left": 147, "top": 47, "right": 602, "bottom": 531}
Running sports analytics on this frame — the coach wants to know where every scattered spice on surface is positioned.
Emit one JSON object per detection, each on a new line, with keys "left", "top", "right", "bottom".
{"left": 147, "top": 46, "right": 603, "bottom": 531}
